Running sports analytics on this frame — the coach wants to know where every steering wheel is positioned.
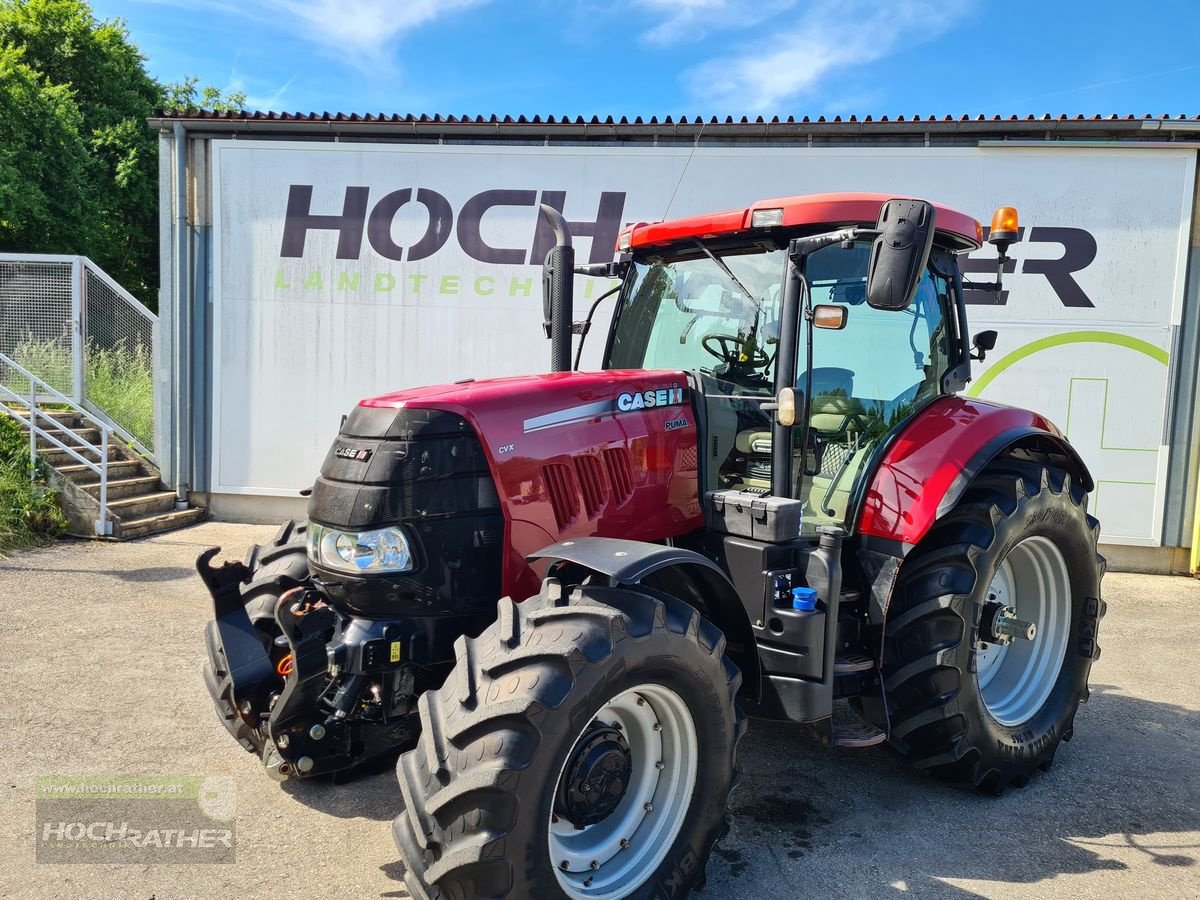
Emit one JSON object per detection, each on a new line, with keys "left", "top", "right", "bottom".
{"left": 702, "top": 334, "right": 770, "bottom": 369}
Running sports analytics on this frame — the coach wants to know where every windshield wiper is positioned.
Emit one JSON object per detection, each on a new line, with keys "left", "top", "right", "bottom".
{"left": 691, "top": 239, "right": 762, "bottom": 312}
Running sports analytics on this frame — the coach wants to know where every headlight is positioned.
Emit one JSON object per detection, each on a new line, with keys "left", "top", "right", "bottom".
{"left": 307, "top": 522, "right": 414, "bottom": 575}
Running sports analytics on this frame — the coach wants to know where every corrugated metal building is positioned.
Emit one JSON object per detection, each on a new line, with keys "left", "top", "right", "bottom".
{"left": 148, "top": 110, "right": 1200, "bottom": 573}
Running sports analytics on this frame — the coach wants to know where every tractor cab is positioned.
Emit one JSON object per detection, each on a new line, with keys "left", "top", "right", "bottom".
{"left": 599, "top": 193, "right": 987, "bottom": 538}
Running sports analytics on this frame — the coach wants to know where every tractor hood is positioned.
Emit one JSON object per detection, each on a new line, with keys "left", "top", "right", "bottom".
{"left": 358, "top": 370, "right": 691, "bottom": 421}
{"left": 348, "top": 369, "right": 706, "bottom": 601}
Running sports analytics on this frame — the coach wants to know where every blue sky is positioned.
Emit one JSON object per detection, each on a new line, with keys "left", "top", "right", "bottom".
{"left": 94, "top": 0, "right": 1199, "bottom": 117}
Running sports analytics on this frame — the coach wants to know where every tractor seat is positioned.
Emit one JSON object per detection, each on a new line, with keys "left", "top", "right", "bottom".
{"left": 733, "top": 393, "right": 862, "bottom": 456}
{"left": 735, "top": 429, "right": 773, "bottom": 455}
{"left": 810, "top": 393, "right": 860, "bottom": 437}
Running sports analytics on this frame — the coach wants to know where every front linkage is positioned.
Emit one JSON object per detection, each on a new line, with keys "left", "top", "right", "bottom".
{"left": 198, "top": 548, "right": 422, "bottom": 780}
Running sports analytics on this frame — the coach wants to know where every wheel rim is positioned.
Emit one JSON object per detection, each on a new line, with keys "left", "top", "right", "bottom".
{"left": 550, "top": 683, "right": 698, "bottom": 900}
{"left": 977, "top": 536, "right": 1072, "bottom": 726}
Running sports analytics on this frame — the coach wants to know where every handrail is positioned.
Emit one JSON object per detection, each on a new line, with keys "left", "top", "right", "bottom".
{"left": 0, "top": 350, "right": 113, "bottom": 536}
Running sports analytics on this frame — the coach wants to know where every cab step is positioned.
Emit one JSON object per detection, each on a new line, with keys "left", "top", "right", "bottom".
{"left": 834, "top": 651, "right": 875, "bottom": 674}
{"left": 832, "top": 717, "right": 887, "bottom": 748}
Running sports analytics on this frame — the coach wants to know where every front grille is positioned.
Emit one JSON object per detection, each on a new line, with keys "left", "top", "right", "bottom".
{"left": 541, "top": 463, "right": 580, "bottom": 531}
{"left": 575, "top": 455, "right": 607, "bottom": 519}
{"left": 604, "top": 447, "right": 634, "bottom": 506}
{"left": 307, "top": 405, "right": 504, "bottom": 618}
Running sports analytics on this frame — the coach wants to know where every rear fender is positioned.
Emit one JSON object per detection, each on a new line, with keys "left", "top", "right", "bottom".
{"left": 528, "top": 537, "right": 761, "bottom": 701}
{"left": 857, "top": 396, "right": 1094, "bottom": 552}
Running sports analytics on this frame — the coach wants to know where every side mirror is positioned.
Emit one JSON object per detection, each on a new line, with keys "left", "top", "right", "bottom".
{"left": 971, "top": 329, "right": 998, "bottom": 361}
{"left": 866, "top": 198, "right": 936, "bottom": 311}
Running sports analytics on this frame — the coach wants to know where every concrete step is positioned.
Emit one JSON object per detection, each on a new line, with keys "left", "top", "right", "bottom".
{"left": 35, "top": 427, "right": 102, "bottom": 447}
{"left": 78, "top": 475, "right": 162, "bottom": 501}
{"left": 58, "top": 459, "right": 145, "bottom": 483}
{"left": 38, "top": 444, "right": 125, "bottom": 466}
{"left": 116, "top": 506, "right": 206, "bottom": 540}
{"left": 5, "top": 406, "right": 81, "bottom": 428}
{"left": 108, "top": 490, "right": 177, "bottom": 520}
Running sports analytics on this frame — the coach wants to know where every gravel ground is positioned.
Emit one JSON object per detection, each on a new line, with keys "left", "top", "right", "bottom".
{"left": 0, "top": 522, "right": 1197, "bottom": 899}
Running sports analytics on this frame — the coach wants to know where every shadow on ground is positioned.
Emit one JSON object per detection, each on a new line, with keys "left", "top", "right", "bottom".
{"left": 1, "top": 563, "right": 195, "bottom": 582}
{"left": 273, "top": 681, "right": 1199, "bottom": 897}
{"left": 706, "top": 684, "right": 1199, "bottom": 897}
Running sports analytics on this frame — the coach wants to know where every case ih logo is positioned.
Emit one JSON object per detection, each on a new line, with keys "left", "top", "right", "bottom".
{"left": 617, "top": 386, "right": 686, "bottom": 412}
{"left": 334, "top": 446, "right": 373, "bottom": 462}
{"left": 280, "top": 185, "right": 625, "bottom": 266}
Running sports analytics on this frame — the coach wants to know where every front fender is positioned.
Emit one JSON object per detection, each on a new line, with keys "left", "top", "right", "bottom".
{"left": 856, "top": 396, "right": 1093, "bottom": 549}
{"left": 529, "top": 537, "right": 761, "bottom": 701}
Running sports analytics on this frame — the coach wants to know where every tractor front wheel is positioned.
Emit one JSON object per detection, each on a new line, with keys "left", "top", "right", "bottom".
{"left": 882, "top": 460, "right": 1105, "bottom": 792}
{"left": 392, "top": 579, "right": 745, "bottom": 899}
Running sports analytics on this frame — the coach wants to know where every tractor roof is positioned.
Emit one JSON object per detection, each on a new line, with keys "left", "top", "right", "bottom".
{"left": 618, "top": 192, "right": 983, "bottom": 254}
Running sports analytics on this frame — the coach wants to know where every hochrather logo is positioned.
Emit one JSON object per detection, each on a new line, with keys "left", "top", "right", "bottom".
{"left": 963, "top": 226, "right": 1098, "bottom": 307}
{"left": 279, "top": 186, "right": 626, "bottom": 266}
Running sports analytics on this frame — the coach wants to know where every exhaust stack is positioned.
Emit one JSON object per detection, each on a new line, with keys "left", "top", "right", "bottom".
{"left": 539, "top": 204, "right": 574, "bottom": 373}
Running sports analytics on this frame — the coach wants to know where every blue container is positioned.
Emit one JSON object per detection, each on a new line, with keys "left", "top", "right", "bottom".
{"left": 792, "top": 587, "right": 818, "bottom": 611}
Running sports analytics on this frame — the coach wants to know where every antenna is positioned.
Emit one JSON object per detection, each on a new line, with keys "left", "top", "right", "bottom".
{"left": 662, "top": 116, "right": 708, "bottom": 219}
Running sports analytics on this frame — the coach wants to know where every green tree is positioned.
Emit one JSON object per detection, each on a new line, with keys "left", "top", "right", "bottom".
{"left": 162, "top": 75, "right": 246, "bottom": 114}
{"left": 0, "top": 45, "right": 97, "bottom": 254}
{"left": 0, "top": 0, "right": 244, "bottom": 308}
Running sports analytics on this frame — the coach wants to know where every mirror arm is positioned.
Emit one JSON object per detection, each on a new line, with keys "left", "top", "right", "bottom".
{"left": 788, "top": 227, "right": 874, "bottom": 262}
{"left": 574, "top": 258, "right": 630, "bottom": 279}
{"left": 962, "top": 249, "right": 1011, "bottom": 301}
{"left": 571, "top": 283, "right": 623, "bottom": 370}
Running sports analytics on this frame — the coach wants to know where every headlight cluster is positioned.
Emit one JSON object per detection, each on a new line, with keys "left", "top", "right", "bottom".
{"left": 307, "top": 523, "right": 414, "bottom": 575}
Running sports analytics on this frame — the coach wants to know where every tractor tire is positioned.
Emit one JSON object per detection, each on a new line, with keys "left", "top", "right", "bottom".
{"left": 240, "top": 520, "right": 310, "bottom": 627}
{"left": 881, "top": 460, "right": 1105, "bottom": 792}
{"left": 206, "top": 520, "right": 310, "bottom": 753}
{"left": 392, "top": 578, "right": 745, "bottom": 900}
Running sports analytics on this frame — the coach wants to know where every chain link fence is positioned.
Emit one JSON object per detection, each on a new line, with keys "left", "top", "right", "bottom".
{"left": 0, "top": 254, "right": 158, "bottom": 457}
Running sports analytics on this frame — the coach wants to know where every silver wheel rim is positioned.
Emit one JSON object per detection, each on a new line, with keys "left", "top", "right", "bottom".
{"left": 977, "top": 535, "right": 1072, "bottom": 726}
{"left": 550, "top": 683, "right": 698, "bottom": 900}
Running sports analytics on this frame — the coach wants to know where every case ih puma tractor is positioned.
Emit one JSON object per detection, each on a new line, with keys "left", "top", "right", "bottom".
{"left": 200, "top": 193, "right": 1105, "bottom": 899}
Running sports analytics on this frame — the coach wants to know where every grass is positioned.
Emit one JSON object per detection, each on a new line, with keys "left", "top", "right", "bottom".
{"left": 0, "top": 414, "right": 67, "bottom": 554}
{"left": 82, "top": 342, "right": 154, "bottom": 450}
{"left": 4, "top": 336, "right": 154, "bottom": 450}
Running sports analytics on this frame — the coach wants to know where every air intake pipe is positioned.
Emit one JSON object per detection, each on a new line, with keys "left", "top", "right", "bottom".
{"left": 539, "top": 204, "right": 574, "bottom": 373}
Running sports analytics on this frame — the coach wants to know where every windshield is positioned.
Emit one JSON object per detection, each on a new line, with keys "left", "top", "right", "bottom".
{"left": 606, "top": 246, "right": 785, "bottom": 394}
{"left": 604, "top": 238, "right": 957, "bottom": 537}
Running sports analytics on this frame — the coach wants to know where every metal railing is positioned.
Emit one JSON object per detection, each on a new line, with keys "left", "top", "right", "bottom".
{"left": 0, "top": 253, "right": 157, "bottom": 461}
{"left": 0, "top": 351, "right": 114, "bottom": 536}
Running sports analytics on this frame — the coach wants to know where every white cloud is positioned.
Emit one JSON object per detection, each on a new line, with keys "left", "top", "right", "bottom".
{"left": 242, "top": 73, "right": 299, "bottom": 110}
{"left": 145, "top": 0, "right": 486, "bottom": 70}
{"left": 682, "top": 0, "right": 975, "bottom": 113}
{"left": 635, "top": 0, "right": 794, "bottom": 45}
{"left": 266, "top": 0, "right": 485, "bottom": 66}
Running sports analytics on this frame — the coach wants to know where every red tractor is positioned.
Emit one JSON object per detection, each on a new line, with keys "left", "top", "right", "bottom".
{"left": 200, "top": 193, "right": 1105, "bottom": 899}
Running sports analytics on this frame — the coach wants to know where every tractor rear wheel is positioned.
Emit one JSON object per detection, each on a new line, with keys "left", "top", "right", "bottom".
{"left": 392, "top": 579, "right": 745, "bottom": 899}
{"left": 881, "top": 460, "right": 1105, "bottom": 792}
